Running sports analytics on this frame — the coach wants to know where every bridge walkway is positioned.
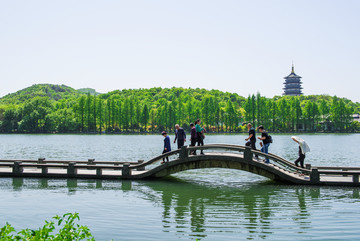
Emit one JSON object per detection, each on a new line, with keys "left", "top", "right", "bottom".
{"left": 0, "top": 144, "right": 359, "bottom": 186}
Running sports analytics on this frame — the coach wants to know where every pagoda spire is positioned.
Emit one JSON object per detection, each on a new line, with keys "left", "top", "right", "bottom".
{"left": 291, "top": 62, "right": 295, "bottom": 74}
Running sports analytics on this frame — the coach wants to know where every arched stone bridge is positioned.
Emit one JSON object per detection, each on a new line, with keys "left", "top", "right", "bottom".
{"left": 124, "top": 144, "right": 360, "bottom": 186}
{"left": 125, "top": 144, "right": 311, "bottom": 184}
{"left": 1, "top": 144, "right": 359, "bottom": 186}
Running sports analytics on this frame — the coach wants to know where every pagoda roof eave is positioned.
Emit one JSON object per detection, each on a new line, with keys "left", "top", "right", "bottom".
{"left": 284, "top": 75, "right": 302, "bottom": 79}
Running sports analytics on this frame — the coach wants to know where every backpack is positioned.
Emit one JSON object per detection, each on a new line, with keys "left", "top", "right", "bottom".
{"left": 268, "top": 135, "right": 273, "bottom": 143}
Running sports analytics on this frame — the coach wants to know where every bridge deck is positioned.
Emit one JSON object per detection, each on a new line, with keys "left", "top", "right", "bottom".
{"left": 0, "top": 144, "right": 358, "bottom": 186}
{"left": 0, "top": 167, "right": 148, "bottom": 179}
{"left": 0, "top": 165, "right": 354, "bottom": 184}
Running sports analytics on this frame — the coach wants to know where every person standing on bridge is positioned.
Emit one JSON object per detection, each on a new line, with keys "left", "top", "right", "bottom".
{"left": 174, "top": 124, "right": 186, "bottom": 149}
{"left": 195, "top": 119, "right": 205, "bottom": 155}
{"left": 245, "top": 123, "right": 258, "bottom": 158}
{"left": 189, "top": 123, "right": 197, "bottom": 155}
{"left": 161, "top": 131, "right": 171, "bottom": 164}
{"left": 257, "top": 125, "right": 271, "bottom": 163}
{"left": 291, "top": 136, "right": 310, "bottom": 169}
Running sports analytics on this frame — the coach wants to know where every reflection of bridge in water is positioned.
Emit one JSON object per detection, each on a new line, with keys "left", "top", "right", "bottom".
{"left": 8, "top": 178, "right": 360, "bottom": 240}
{"left": 1, "top": 144, "right": 360, "bottom": 186}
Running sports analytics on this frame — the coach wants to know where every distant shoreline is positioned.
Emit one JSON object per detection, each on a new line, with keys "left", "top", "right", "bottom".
{"left": 0, "top": 131, "right": 358, "bottom": 135}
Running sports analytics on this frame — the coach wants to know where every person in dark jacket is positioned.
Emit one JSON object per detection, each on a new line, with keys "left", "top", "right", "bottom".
{"left": 161, "top": 131, "right": 171, "bottom": 164}
{"left": 257, "top": 125, "right": 271, "bottom": 163}
{"left": 245, "top": 123, "right": 258, "bottom": 158}
{"left": 189, "top": 123, "right": 197, "bottom": 155}
{"left": 174, "top": 124, "right": 186, "bottom": 149}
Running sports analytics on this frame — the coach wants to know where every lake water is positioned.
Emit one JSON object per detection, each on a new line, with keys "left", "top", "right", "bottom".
{"left": 0, "top": 134, "right": 360, "bottom": 240}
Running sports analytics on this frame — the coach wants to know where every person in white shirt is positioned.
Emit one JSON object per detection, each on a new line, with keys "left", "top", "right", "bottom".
{"left": 291, "top": 136, "right": 310, "bottom": 168}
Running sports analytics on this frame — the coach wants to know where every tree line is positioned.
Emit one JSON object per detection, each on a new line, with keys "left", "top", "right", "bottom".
{"left": 0, "top": 86, "right": 359, "bottom": 133}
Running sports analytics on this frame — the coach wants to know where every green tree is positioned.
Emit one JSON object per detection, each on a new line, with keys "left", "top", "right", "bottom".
{"left": 77, "top": 96, "right": 86, "bottom": 132}
{"left": 141, "top": 104, "right": 149, "bottom": 131}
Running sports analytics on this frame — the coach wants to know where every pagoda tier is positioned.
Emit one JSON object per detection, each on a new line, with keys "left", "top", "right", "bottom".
{"left": 282, "top": 65, "right": 303, "bottom": 96}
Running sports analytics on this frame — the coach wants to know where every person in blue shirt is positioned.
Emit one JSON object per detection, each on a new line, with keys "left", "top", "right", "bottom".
{"left": 161, "top": 131, "right": 171, "bottom": 164}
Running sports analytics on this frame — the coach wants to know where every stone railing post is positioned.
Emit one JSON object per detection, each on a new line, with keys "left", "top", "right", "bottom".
{"left": 38, "top": 158, "right": 45, "bottom": 164}
{"left": 136, "top": 160, "right": 145, "bottom": 171}
{"left": 179, "top": 146, "right": 189, "bottom": 160}
{"left": 13, "top": 161, "right": 23, "bottom": 175}
{"left": 38, "top": 158, "right": 47, "bottom": 175}
{"left": 244, "top": 146, "right": 253, "bottom": 162}
{"left": 96, "top": 167, "right": 102, "bottom": 176}
{"left": 42, "top": 166, "right": 48, "bottom": 175}
{"left": 353, "top": 174, "right": 359, "bottom": 184}
{"left": 310, "top": 168, "right": 320, "bottom": 184}
{"left": 67, "top": 162, "right": 77, "bottom": 177}
{"left": 87, "top": 159, "right": 95, "bottom": 170}
{"left": 122, "top": 163, "right": 132, "bottom": 178}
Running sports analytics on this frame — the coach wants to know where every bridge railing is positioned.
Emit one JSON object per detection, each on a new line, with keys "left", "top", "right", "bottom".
{"left": 128, "top": 144, "right": 246, "bottom": 171}
{"left": 128, "top": 149, "right": 182, "bottom": 170}
{"left": 309, "top": 166, "right": 360, "bottom": 184}
{"left": 0, "top": 159, "right": 139, "bottom": 165}
{"left": 186, "top": 144, "right": 246, "bottom": 154}
{"left": 250, "top": 149, "right": 312, "bottom": 174}
{"left": 0, "top": 159, "right": 146, "bottom": 178}
{"left": 185, "top": 144, "right": 311, "bottom": 174}
{"left": 129, "top": 144, "right": 311, "bottom": 175}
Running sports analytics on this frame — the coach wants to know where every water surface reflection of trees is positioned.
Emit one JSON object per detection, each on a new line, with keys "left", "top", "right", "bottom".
{"left": 9, "top": 178, "right": 360, "bottom": 240}
{"left": 129, "top": 180, "right": 321, "bottom": 240}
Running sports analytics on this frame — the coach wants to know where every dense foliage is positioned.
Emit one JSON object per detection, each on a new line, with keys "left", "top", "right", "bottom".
{"left": 0, "top": 213, "right": 95, "bottom": 240}
{"left": 0, "top": 84, "right": 80, "bottom": 104}
{"left": 0, "top": 84, "right": 359, "bottom": 133}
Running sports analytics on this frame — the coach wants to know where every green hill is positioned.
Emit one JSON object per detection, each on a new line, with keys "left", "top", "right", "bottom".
{"left": 77, "top": 88, "right": 100, "bottom": 95}
{"left": 0, "top": 84, "right": 80, "bottom": 104}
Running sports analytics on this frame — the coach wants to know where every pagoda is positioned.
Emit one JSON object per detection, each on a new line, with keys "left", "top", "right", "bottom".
{"left": 283, "top": 64, "right": 303, "bottom": 96}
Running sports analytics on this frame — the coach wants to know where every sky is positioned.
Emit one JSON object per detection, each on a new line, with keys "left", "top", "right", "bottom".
{"left": 1, "top": 0, "right": 359, "bottom": 102}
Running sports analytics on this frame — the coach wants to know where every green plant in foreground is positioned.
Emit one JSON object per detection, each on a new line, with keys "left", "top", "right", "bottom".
{"left": 0, "top": 213, "right": 95, "bottom": 241}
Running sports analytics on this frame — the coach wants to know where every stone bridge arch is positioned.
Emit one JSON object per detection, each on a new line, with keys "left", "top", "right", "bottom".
{"left": 131, "top": 146, "right": 310, "bottom": 185}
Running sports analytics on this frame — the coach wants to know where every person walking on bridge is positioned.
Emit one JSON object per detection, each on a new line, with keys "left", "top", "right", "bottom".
{"left": 189, "top": 123, "right": 197, "bottom": 155}
{"left": 174, "top": 124, "right": 186, "bottom": 149}
{"left": 161, "top": 131, "right": 171, "bottom": 164}
{"left": 291, "top": 136, "right": 310, "bottom": 168}
{"left": 195, "top": 119, "right": 205, "bottom": 155}
{"left": 257, "top": 125, "right": 271, "bottom": 163}
{"left": 245, "top": 123, "right": 258, "bottom": 158}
